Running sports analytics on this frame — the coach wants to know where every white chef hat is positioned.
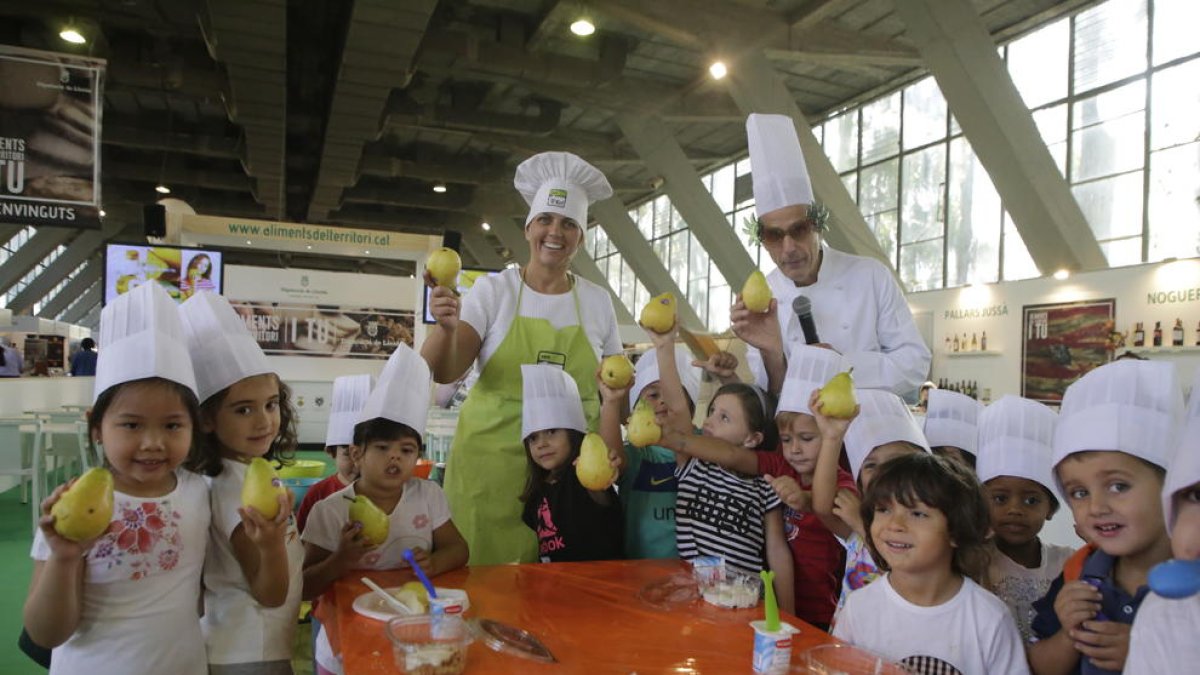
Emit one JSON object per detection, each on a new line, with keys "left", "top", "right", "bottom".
{"left": 325, "top": 374, "right": 374, "bottom": 448}
{"left": 521, "top": 364, "right": 588, "bottom": 440}
{"left": 357, "top": 343, "right": 432, "bottom": 436}
{"left": 778, "top": 344, "right": 847, "bottom": 416}
{"left": 923, "top": 389, "right": 984, "bottom": 456}
{"left": 630, "top": 346, "right": 701, "bottom": 409}
{"left": 95, "top": 282, "right": 197, "bottom": 403}
{"left": 1053, "top": 360, "right": 1183, "bottom": 475}
{"left": 514, "top": 151, "right": 613, "bottom": 228}
{"left": 747, "top": 113, "right": 813, "bottom": 218}
{"left": 1163, "top": 367, "right": 1200, "bottom": 529}
{"left": 976, "top": 396, "right": 1059, "bottom": 500}
{"left": 178, "top": 291, "right": 272, "bottom": 403}
{"left": 844, "top": 389, "right": 931, "bottom": 481}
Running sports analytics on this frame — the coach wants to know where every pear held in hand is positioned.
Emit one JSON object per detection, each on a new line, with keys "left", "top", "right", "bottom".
{"left": 576, "top": 432, "right": 617, "bottom": 490}
{"left": 817, "top": 368, "right": 858, "bottom": 419}
{"left": 51, "top": 467, "right": 114, "bottom": 542}
{"left": 741, "top": 270, "right": 772, "bottom": 313}
{"left": 600, "top": 354, "right": 634, "bottom": 389}
{"left": 640, "top": 292, "right": 677, "bottom": 333}
{"left": 241, "top": 457, "right": 287, "bottom": 520}
{"left": 426, "top": 247, "right": 462, "bottom": 288}
{"left": 627, "top": 402, "right": 663, "bottom": 448}
{"left": 347, "top": 494, "right": 390, "bottom": 546}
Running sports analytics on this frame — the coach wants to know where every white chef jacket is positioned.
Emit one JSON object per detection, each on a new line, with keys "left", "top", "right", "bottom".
{"left": 746, "top": 245, "right": 930, "bottom": 397}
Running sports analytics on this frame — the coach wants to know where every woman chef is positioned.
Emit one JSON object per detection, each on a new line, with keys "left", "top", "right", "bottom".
{"left": 421, "top": 152, "right": 623, "bottom": 565}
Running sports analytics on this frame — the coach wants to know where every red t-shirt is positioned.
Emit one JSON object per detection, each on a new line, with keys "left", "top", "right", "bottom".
{"left": 297, "top": 473, "right": 346, "bottom": 533}
{"left": 757, "top": 451, "right": 857, "bottom": 627}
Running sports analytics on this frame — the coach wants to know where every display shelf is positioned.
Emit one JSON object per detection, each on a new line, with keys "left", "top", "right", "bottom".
{"left": 942, "top": 350, "right": 1003, "bottom": 357}
{"left": 1127, "top": 345, "right": 1200, "bottom": 355}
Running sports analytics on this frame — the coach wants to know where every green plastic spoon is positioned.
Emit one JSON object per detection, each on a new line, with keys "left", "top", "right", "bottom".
{"left": 760, "top": 570, "right": 779, "bottom": 632}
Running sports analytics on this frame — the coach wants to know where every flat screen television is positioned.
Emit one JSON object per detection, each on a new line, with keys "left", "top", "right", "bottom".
{"left": 103, "top": 243, "right": 224, "bottom": 306}
{"left": 422, "top": 267, "right": 502, "bottom": 324}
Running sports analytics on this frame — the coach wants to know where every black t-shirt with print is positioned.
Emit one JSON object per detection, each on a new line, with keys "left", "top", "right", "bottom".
{"left": 521, "top": 470, "right": 624, "bottom": 563}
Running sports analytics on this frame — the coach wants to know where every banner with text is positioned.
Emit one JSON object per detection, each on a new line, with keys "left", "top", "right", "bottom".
{"left": 182, "top": 214, "right": 435, "bottom": 260}
{"left": 230, "top": 300, "right": 414, "bottom": 359}
{"left": 0, "top": 45, "right": 104, "bottom": 229}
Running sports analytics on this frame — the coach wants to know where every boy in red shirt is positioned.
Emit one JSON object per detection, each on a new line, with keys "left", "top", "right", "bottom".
{"left": 297, "top": 375, "right": 371, "bottom": 532}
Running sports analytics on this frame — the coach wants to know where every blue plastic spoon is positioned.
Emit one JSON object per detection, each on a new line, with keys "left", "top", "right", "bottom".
{"left": 1148, "top": 559, "right": 1200, "bottom": 599}
{"left": 403, "top": 548, "right": 438, "bottom": 599}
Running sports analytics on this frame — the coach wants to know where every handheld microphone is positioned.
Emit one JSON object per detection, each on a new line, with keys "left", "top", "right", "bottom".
{"left": 792, "top": 295, "right": 820, "bottom": 345}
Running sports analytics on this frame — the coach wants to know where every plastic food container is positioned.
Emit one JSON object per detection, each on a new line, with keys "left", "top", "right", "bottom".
{"left": 799, "top": 643, "right": 909, "bottom": 674}
{"left": 701, "top": 571, "right": 762, "bottom": 609}
{"left": 280, "top": 477, "right": 321, "bottom": 511}
{"left": 386, "top": 614, "right": 471, "bottom": 675}
{"left": 277, "top": 459, "right": 326, "bottom": 479}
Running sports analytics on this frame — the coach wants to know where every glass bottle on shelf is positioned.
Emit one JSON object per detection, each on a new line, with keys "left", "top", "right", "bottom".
{"left": 1153, "top": 321, "right": 1163, "bottom": 347}
{"left": 970, "top": 333, "right": 978, "bottom": 351}
{"left": 981, "top": 331, "right": 988, "bottom": 351}
{"left": 1173, "top": 319, "right": 1184, "bottom": 347}
{"left": 952, "top": 334, "right": 960, "bottom": 352}
{"left": 1196, "top": 320, "right": 1200, "bottom": 347}
{"left": 1133, "top": 322, "right": 1145, "bottom": 347}
{"left": 944, "top": 335, "right": 951, "bottom": 353}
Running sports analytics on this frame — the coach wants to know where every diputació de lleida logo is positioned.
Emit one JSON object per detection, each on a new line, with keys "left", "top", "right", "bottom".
{"left": 300, "top": 275, "right": 310, "bottom": 288}
{"left": 547, "top": 188, "right": 568, "bottom": 208}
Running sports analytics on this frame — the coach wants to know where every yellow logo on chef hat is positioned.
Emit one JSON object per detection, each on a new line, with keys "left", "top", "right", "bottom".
{"left": 547, "top": 188, "right": 568, "bottom": 208}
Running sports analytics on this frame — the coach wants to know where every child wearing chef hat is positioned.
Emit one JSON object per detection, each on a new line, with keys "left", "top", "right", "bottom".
{"left": 976, "top": 396, "right": 1073, "bottom": 642}
{"left": 25, "top": 282, "right": 211, "bottom": 675}
{"left": 177, "top": 290, "right": 304, "bottom": 673}
{"left": 1125, "top": 367, "right": 1200, "bottom": 673}
{"left": 1029, "top": 360, "right": 1183, "bottom": 674}
{"left": 302, "top": 344, "right": 468, "bottom": 675}
{"left": 297, "top": 374, "right": 373, "bottom": 533}
{"left": 924, "top": 389, "right": 983, "bottom": 470}
{"left": 519, "top": 364, "right": 624, "bottom": 562}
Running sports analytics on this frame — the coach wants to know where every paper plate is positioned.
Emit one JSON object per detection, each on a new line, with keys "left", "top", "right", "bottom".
{"left": 352, "top": 587, "right": 470, "bottom": 622}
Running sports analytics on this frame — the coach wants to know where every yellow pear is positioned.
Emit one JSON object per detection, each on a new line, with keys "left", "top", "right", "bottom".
{"left": 640, "top": 292, "right": 677, "bottom": 333}
{"left": 51, "top": 467, "right": 114, "bottom": 542}
{"left": 241, "top": 457, "right": 287, "bottom": 520}
{"left": 426, "top": 247, "right": 462, "bottom": 288}
{"left": 599, "top": 354, "right": 634, "bottom": 389}
{"left": 576, "top": 432, "right": 616, "bottom": 490}
{"left": 817, "top": 368, "right": 858, "bottom": 419}
{"left": 400, "top": 580, "right": 431, "bottom": 611}
{"left": 627, "top": 402, "right": 663, "bottom": 448}
{"left": 741, "top": 270, "right": 772, "bottom": 313}
{"left": 347, "top": 494, "right": 390, "bottom": 546}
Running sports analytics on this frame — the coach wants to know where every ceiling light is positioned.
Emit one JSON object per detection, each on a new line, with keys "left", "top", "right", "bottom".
{"left": 245, "top": 240, "right": 252, "bottom": 245}
{"left": 481, "top": 222, "right": 491, "bottom": 231}
{"left": 306, "top": 244, "right": 312, "bottom": 250}
{"left": 155, "top": 184, "right": 171, "bottom": 194}
{"left": 365, "top": 250, "right": 371, "bottom": 255}
{"left": 1053, "top": 268, "right": 1070, "bottom": 280}
{"left": 709, "top": 61, "right": 728, "bottom": 80}
{"left": 570, "top": 19, "right": 595, "bottom": 36}
{"left": 432, "top": 182, "right": 447, "bottom": 193}
{"left": 98, "top": 209, "right": 105, "bottom": 217}
{"left": 59, "top": 28, "right": 86, "bottom": 44}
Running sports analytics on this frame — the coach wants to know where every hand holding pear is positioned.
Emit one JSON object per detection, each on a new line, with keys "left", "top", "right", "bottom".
{"left": 241, "top": 457, "right": 288, "bottom": 520}
{"left": 51, "top": 467, "right": 114, "bottom": 543}
{"left": 640, "top": 292, "right": 677, "bottom": 333}
{"left": 347, "top": 494, "right": 389, "bottom": 546}
{"left": 426, "top": 247, "right": 462, "bottom": 288}
{"left": 816, "top": 368, "right": 858, "bottom": 419}
{"left": 741, "top": 270, "right": 772, "bottom": 313}
{"left": 627, "top": 402, "right": 663, "bottom": 448}
{"left": 576, "top": 433, "right": 618, "bottom": 490}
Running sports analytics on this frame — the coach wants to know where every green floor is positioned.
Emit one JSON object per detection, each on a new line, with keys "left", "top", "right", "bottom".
{"left": 0, "top": 451, "right": 331, "bottom": 673}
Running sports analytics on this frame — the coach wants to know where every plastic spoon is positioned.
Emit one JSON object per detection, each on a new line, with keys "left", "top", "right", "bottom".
{"left": 404, "top": 548, "right": 438, "bottom": 599}
{"left": 759, "top": 570, "right": 779, "bottom": 632}
{"left": 361, "top": 577, "right": 415, "bottom": 615}
{"left": 1148, "top": 559, "right": 1200, "bottom": 599}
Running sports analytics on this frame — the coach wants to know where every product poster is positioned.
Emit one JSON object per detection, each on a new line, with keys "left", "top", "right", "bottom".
{"left": 0, "top": 45, "right": 104, "bottom": 228}
{"left": 1021, "top": 299, "right": 1116, "bottom": 404}
{"left": 104, "top": 244, "right": 224, "bottom": 305}
{"left": 230, "top": 301, "right": 415, "bottom": 358}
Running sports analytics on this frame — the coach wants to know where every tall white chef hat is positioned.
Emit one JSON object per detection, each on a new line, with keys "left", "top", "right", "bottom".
{"left": 778, "top": 344, "right": 847, "bottom": 416}
{"left": 630, "top": 346, "right": 701, "bottom": 410}
{"left": 326, "top": 374, "right": 374, "bottom": 448}
{"left": 1053, "top": 360, "right": 1183, "bottom": 475}
{"left": 976, "top": 396, "right": 1059, "bottom": 500}
{"left": 924, "top": 389, "right": 984, "bottom": 456}
{"left": 1163, "top": 367, "right": 1200, "bottom": 529}
{"left": 357, "top": 343, "right": 432, "bottom": 437}
{"left": 95, "top": 282, "right": 197, "bottom": 403}
{"left": 521, "top": 364, "right": 588, "bottom": 440}
{"left": 178, "top": 291, "right": 272, "bottom": 403}
{"left": 747, "top": 113, "right": 814, "bottom": 218}
{"left": 844, "top": 388, "right": 931, "bottom": 481}
{"left": 514, "top": 151, "right": 613, "bottom": 229}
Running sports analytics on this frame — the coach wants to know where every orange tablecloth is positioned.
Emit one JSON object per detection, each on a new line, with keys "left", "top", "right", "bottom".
{"left": 326, "top": 559, "right": 840, "bottom": 674}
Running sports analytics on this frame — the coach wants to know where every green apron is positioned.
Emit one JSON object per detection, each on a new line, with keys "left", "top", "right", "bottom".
{"left": 443, "top": 273, "right": 601, "bottom": 565}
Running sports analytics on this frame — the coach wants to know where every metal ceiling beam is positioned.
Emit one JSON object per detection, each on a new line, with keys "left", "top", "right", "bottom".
{"left": 103, "top": 160, "right": 254, "bottom": 194}
{"left": 764, "top": 24, "right": 922, "bottom": 67}
{"left": 616, "top": 114, "right": 753, "bottom": 290}
{"left": 358, "top": 152, "right": 508, "bottom": 185}
{"left": 8, "top": 220, "right": 123, "bottom": 314}
{"left": 103, "top": 124, "right": 242, "bottom": 160}
{"left": 461, "top": 230, "right": 506, "bottom": 270}
{"left": 727, "top": 50, "right": 891, "bottom": 265}
{"left": 591, "top": 197, "right": 704, "bottom": 331}
{"left": 0, "top": 227, "right": 78, "bottom": 298}
{"left": 893, "top": 0, "right": 1106, "bottom": 274}
{"left": 40, "top": 261, "right": 100, "bottom": 320}
{"left": 60, "top": 281, "right": 101, "bottom": 325}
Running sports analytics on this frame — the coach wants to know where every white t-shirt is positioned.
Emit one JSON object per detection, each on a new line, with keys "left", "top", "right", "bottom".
{"left": 1125, "top": 593, "right": 1200, "bottom": 675}
{"left": 459, "top": 268, "right": 622, "bottom": 370}
{"left": 986, "top": 542, "right": 1074, "bottom": 643}
{"left": 833, "top": 574, "right": 1030, "bottom": 675}
{"left": 31, "top": 469, "right": 210, "bottom": 675}
{"left": 201, "top": 458, "right": 305, "bottom": 664}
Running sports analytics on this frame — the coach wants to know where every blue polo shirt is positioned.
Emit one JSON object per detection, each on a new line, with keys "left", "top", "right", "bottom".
{"left": 1031, "top": 548, "right": 1152, "bottom": 675}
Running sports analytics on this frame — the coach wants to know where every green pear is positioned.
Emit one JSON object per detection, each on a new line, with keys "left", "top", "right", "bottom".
{"left": 640, "top": 292, "right": 677, "bottom": 333}
{"left": 426, "top": 247, "right": 462, "bottom": 288}
{"left": 817, "top": 368, "right": 858, "bottom": 419}
{"left": 347, "top": 494, "right": 390, "bottom": 546}
{"left": 241, "top": 457, "right": 287, "bottom": 520}
{"left": 51, "top": 467, "right": 114, "bottom": 542}
{"left": 627, "top": 402, "right": 662, "bottom": 448}
{"left": 576, "top": 433, "right": 616, "bottom": 490}
{"left": 599, "top": 354, "right": 634, "bottom": 389}
{"left": 741, "top": 270, "right": 772, "bottom": 313}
